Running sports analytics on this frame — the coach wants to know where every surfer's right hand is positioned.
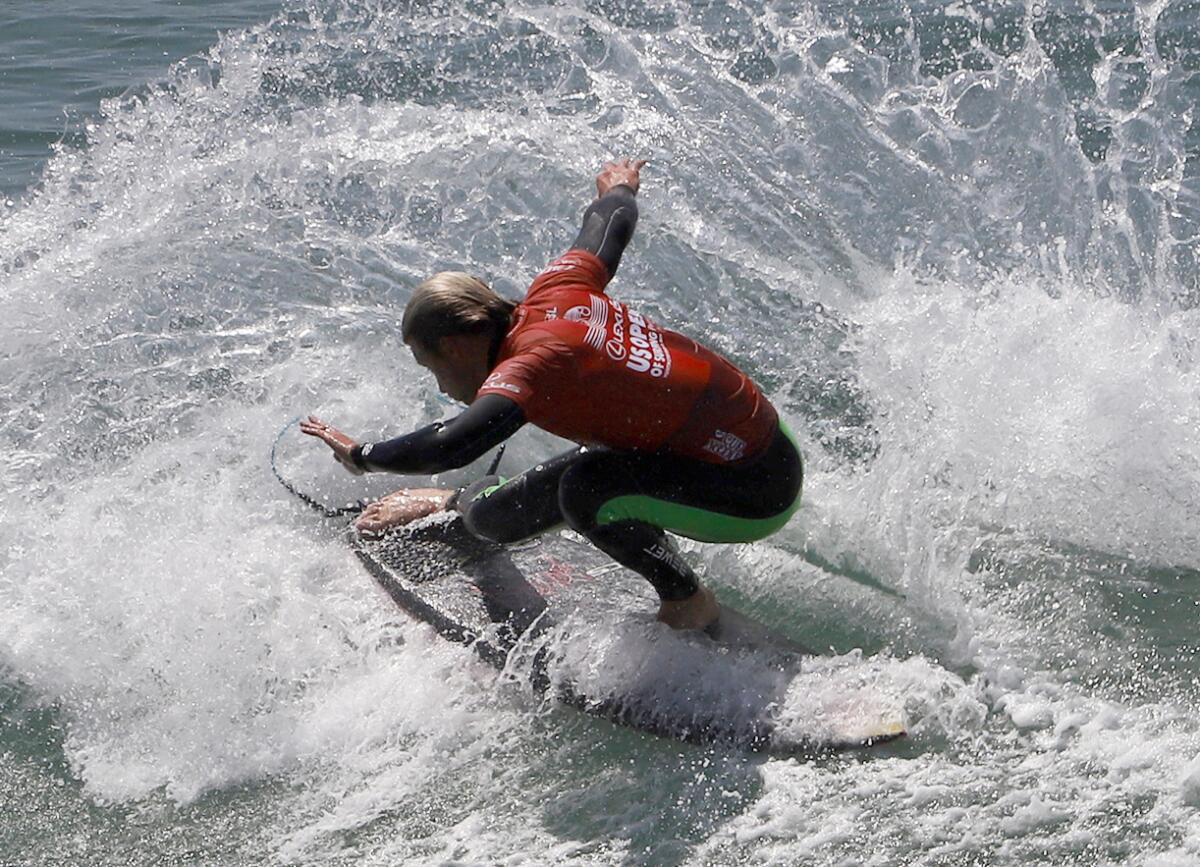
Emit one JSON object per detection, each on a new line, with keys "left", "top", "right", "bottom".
{"left": 355, "top": 488, "right": 454, "bottom": 535}
{"left": 595, "top": 157, "right": 647, "bottom": 198}
{"left": 299, "top": 415, "right": 364, "bottom": 475}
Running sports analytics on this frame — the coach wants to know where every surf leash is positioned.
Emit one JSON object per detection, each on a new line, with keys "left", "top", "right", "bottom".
{"left": 485, "top": 443, "right": 506, "bottom": 476}
{"left": 271, "top": 417, "right": 368, "bottom": 517}
{"left": 271, "top": 417, "right": 508, "bottom": 518}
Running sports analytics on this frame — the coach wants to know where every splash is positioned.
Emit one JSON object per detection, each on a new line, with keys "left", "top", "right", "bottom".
{"left": 2, "top": 0, "right": 1200, "bottom": 863}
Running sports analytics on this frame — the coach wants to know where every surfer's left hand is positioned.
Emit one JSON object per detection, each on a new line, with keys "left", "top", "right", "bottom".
{"left": 355, "top": 488, "right": 453, "bottom": 534}
{"left": 300, "top": 415, "right": 364, "bottom": 475}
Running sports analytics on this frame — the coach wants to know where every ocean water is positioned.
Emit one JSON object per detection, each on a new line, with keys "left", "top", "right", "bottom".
{"left": 2, "top": 0, "right": 1200, "bottom": 864}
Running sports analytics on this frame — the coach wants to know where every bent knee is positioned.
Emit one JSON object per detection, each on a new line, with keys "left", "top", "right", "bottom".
{"left": 457, "top": 476, "right": 513, "bottom": 543}
{"left": 462, "top": 500, "right": 533, "bottom": 545}
{"left": 556, "top": 453, "right": 619, "bottom": 532}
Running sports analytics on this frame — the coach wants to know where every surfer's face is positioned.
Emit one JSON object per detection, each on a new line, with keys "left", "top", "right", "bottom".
{"left": 408, "top": 335, "right": 488, "bottom": 404}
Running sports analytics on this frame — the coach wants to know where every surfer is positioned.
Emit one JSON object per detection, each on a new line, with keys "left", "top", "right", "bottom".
{"left": 301, "top": 158, "right": 803, "bottom": 631}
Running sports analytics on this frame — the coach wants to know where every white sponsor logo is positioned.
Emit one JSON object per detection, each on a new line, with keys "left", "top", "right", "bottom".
{"left": 483, "top": 373, "right": 523, "bottom": 395}
{"left": 567, "top": 295, "right": 675, "bottom": 378}
{"left": 622, "top": 307, "right": 672, "bottom": 379}
{"left": 584, "top": 296, "right": 608, "bottom": 351}
{"left": 645, "top": 543, "right": 690, "bottom": 575}
{"left": 607, "top": 303, "right": 626, "bottom": 359}
{"left": 565, "top": 299, "right": 614, "bottom": 354}
{"left": 703, "top": 430, "right": 747, "bottom": 462}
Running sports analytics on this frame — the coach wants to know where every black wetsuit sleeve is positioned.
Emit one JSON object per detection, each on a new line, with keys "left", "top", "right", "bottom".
{"left": 350, "top": 393, "right": 525, "bottom": 474}
{"left": 570, "top": 184, "right": 638, "bottom": 279}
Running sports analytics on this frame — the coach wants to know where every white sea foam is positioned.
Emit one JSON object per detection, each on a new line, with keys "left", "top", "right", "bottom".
{"left": 3, "top": 0, "right": 1200, "bottom": 863}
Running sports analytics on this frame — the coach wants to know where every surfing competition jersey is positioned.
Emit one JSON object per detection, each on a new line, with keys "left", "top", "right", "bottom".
{"left": 476, "top": 251, "right": 778, "bottom": 464}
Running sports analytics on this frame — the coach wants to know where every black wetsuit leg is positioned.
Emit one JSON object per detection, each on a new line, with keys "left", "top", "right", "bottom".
{"left": 455, "top": 447, "right": 582, "bottom": 544}
{"left": 456, "top": 425, "right": 803, "bottom": 601}
{"left": 556, "top": 425, "right": 802, "bottom": 600}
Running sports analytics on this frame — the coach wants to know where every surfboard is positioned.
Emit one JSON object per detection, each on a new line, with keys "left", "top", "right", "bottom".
{"left": 350, "top": 513, "right": 906, "bottom": 754}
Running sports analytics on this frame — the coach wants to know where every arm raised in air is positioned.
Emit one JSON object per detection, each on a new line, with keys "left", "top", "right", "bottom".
{"left": 570, "top": 158, "right": 647, "bottom": 280}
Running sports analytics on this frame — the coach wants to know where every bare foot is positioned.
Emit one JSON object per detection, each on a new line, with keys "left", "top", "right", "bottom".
{"left": 354, "top": 488, "right": 453, "bottom": 535}
{"left": 656, "top": 585, "right": 720, "bottom": 631}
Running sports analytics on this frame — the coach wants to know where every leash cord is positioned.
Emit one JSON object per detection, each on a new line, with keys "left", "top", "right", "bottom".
{"left": 270, "top": 418, "right": 367, "bottom": 517}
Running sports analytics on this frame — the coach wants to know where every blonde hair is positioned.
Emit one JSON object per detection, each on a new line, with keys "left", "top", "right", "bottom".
{"left": 402, "top": 272, "right": 516, "bottom": 350}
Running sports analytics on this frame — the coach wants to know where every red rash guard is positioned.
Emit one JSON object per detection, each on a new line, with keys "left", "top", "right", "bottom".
{"left": 475, "top": 251, "right": 778, "bottom": 464}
